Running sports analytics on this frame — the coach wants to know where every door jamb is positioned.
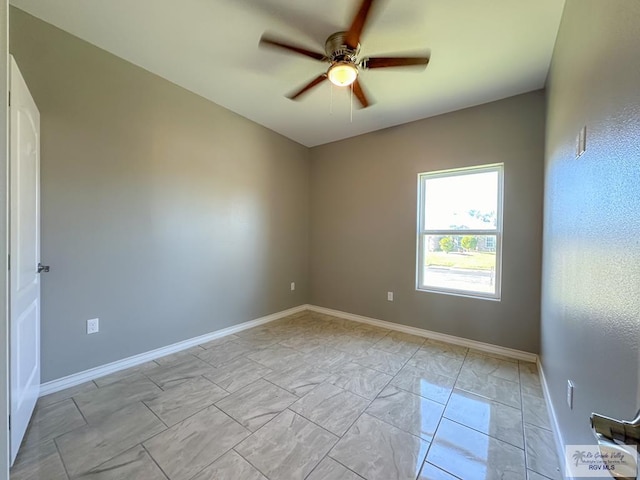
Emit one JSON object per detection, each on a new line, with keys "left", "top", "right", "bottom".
{"left": 1, "top": 0, "right": 11, "bottom": 476}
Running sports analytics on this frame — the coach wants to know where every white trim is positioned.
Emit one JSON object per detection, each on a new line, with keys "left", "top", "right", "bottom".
{"left": 308, "top": 304, "right": 537, "bottom": 363}
{"left": 39, "top": 304, "right": 309, "bottom": 397}
{"left": 537, "top": 357, "right": 569, "bottom": 479}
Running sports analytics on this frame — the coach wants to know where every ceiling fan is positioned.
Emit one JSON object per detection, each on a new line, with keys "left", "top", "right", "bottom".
{"left": 259, "top": 0, "right": 431, "bottom": 108}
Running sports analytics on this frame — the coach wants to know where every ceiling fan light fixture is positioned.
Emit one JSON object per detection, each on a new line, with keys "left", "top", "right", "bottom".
{"left": 328, "top": 62, "right": 358, "bottom": 87}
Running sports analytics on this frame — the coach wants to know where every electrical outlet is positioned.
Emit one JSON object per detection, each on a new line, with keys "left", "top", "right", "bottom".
{"left": 87, "top": 318, "right": 99, "bottom": 335}
{"left": 387, "top": 292, "right": 394, "bottom": 301}
{"left": 567, "top": 380, "right": 574, "bottom": 409}
{"left": 290, "top": 282, "right": 295, "bottom": 291}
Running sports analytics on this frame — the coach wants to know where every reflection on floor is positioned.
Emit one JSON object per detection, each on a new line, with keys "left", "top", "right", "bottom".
{"left": 11, "top": 311, "right": 562, "bottom": 480}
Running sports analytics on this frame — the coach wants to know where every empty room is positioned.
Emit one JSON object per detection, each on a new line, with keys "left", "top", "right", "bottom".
{"left": 1, "top": 0, "right": 639, "bottom": 479}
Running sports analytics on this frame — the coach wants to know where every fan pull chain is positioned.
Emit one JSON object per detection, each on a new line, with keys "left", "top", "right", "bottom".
{"left": 330, "top": 82, "right": 333, "bottom": 115}
{"left": 350, "top": 83, "right": 353, "bottom": 123}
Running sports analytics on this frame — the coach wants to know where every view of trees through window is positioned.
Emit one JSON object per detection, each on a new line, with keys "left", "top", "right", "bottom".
{"left": 417, "top": 165, "right": 503, "bottom": 298}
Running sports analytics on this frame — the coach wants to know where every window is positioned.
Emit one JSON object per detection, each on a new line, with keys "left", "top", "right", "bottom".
{"left": 416, "top": 164, "right": 503, "bottom": 299}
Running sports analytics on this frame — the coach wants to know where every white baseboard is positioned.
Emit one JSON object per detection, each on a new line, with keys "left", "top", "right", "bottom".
{"left": 537, "top": 358, "right": 569, "bottom": 479}
{"left": 308, "top": 304, "right": 538, "bottom": 363}
{"left": 39, "top": 304, "right": 309, "bottom": 397}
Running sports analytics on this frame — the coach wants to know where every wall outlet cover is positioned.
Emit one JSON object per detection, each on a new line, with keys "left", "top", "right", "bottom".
{"left": 87, "top": 318, "right": 99, "bottom": 335}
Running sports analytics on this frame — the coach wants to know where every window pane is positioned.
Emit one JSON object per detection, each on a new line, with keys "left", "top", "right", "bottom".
{"left": 423, "top": 171, "right": 498, "bottom": 230}
{"left": 422, "top": 235, "right": 497, "bottom": 295}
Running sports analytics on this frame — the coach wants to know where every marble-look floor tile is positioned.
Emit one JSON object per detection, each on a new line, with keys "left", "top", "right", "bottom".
{"left": 328, "top": 336, "right": 377, "bottom": 357}
{"left": 461, "top": 351, "right": 520, "bottom": 383}
{"left": 264, "top": 362, "right": 330, "bottom": 397}
{"left": 307, "top": 457, "right": 364, "bottom": 480}
{"left": 277, "top": 334, "right": 325, "bottom": 352}
{"left": 290, "top": 382, "right": 369, "bottom": 436}
{"left": 144, "top": 357, "right": 216, "bottom": 389}
{"left": 199, "top": 334, "right": 240, "bottom": 349}
{"left": 455, "top": 369, "right": 522, "bottom": 408}
{"left": 417, "top": 462, "right": 459, "bottom": 480}
{"left": 191, "top": 450, "right": 266, "bottom": 480}
{"left": 328, "top": 362, "right": 392, "bottom": 400}
{"left": 391, "top": 364, "right": 455, "bottom": 404}
{"left": 468, "top": 349, "right": 518, "bottom": 364}
{"left": 374, "top": 331, "right": 425, "bottom": 357}
{"left": 419, "top": 340, "right": 468, "bottom": 360}
{"left": 522, "top": 393, "right": 551, "bottom": 430}
{"left": 408, "top": 351, "right": 465, "bottom": 379}
{"left": 233, "top": 334, "right": 281, "bottom": 350}
{"left": 247, "top": 345, "right": 305, "bottom": 371}
{"left": 215, "top": 378, "right": 298, "bottom": 431}
{"left": 524, "top": 424, "right": 562, "bottom": 480}
{"left": 235, "top": 409, "right": 338, "bottom": 480}
{"left": 300, "top": 346, "right": 354, "bottom": 372}
{"left": 10, "top": 440, "right": 68, "bottom": 480}
{"left": 444, "top": 389, "right": 524, "bottom": 448}
{"left": 520, "top": 362, "right": 544, "bottom": 399}
{"left": 235, "top": 326, "right": 276, "bottom": 339}
{"left": 144, "top": 405, "right": 249, "bottom": 480}
{"left": 204, "top": 356, "right": 272, "bottom": 393}
{"left": 152, "top": 346, "right": 205, "bottom": 366}
{"left": 366, "top": 386, "right": 444, "bottom": 441}
{"left": 22, "top": 398, "right": 86, "bottom": 447}
{"left": 56, "top": 402, "right": 166, "bottom": 478}
{"left": 144, "top": 376, "right": 228, "bottom": 426}
{"left": 330, "top": 413, "right": 429, "bottom": 480}
{"left": 352, "top": 348, "right": 410, "bottom": 375}
{"left": 196, "top": 341, "right": 254, "bottom": 367}
{"left": 75, "top": 445, "right": 166, "bottom": 479}
{"left": 93, "top": 362, "right": 158, "bottom": 388}
{"left": 528, "top": 470, "right": 555, "bottom": 480}
{"left": 37, "top": 381, "right": 97, "bottom": 409}
{"left": 427, "top": 419, "right": 526, "bottom": 480}
{"left": 347, "top": 325, "right": 390, "bottom": 343}
{"left": 74, "top": 377, "right": 162, "bottom": 423}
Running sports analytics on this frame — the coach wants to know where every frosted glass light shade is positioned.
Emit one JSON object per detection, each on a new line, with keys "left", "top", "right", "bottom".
{"left": 328, "top": 62, "right": 358, "bottom": 87}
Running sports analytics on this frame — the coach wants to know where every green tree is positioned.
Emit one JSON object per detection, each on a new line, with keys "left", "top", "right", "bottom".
{"left": 461, "top": 235, "right": 478, "bottom": 251}
{"left": 439, "top": 236, "right": 454, "bottom": 253}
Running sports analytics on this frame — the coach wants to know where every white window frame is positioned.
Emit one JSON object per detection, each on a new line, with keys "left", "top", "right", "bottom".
{"left": 416, "top": 163, "right": 504, "bottom": 300}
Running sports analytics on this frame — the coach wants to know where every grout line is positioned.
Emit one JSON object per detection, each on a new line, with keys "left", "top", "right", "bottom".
{"left": 52, "top": 437, "right": 72, "bottom": 480}
{"left": 141, "top": 443, "right": 171, "bottom": 480}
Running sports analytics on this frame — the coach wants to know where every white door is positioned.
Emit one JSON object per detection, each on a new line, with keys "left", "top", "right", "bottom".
{"left": 9, "top": 56, "right": 41, "bottom": 465}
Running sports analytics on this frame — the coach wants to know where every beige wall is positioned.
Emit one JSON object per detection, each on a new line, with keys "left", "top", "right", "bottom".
{"left": 310, "top": 91, "right": 545, "bottom": 353}
{"left": 542, "top": 0, "right": 640, "bottom": 445}
{"left": 10, "top": 8, "right": 310, "bottom": 382}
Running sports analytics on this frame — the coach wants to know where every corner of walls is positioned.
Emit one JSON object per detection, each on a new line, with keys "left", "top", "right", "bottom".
{"left": 308, "top": 91, "right": 545, "bottom": 354}
{"left": 9, "top": 7, "right": 312, "bottom": 383}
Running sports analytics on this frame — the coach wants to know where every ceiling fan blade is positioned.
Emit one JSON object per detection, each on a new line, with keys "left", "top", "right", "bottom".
{"left": 344, "top": 0, "right": 375, "bottom": 49}
{"left": 352, "top": 78, "right": 371, "bottom": 108}
{"left": 364, "top": 56, "right": 430, "bottom": 69}
{"left": 260, "top": 35, "right": 327, "bottom": 61}
{"left": 287, "top": 74, "right": 328, "bottom": 100}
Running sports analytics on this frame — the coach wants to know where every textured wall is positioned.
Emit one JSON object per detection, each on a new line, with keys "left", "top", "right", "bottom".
{"left": 310, "top": 91, "right": 545, "bottom": 353}
{"left": 542, "top": 0, "right": 640, "bottom": 446}
{"left": 10, "top": 8, "right": 310, "bottom": 382}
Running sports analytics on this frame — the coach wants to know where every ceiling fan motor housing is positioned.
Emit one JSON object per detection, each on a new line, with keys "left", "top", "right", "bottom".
{"left": 325, "top": 32, "right": 360, "bottom": 64}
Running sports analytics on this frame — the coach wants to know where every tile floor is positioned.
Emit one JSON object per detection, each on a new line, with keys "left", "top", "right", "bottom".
{"left": 11, "top": 311, "right": 562, "bottom": 480}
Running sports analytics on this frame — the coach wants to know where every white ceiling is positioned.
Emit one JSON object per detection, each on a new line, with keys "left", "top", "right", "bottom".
{"left": 10, "top": 0, "right": 565, "bottom": 147}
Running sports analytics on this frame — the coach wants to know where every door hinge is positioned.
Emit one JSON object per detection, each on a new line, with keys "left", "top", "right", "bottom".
{"left": 7, "top": 254, "right": 9, "bottom": 271}
{"left": 8, "top": 91, "right": 10, "bottom": 107}
{"left": 8, "top": 415, "right": 10, "bottom": 430}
